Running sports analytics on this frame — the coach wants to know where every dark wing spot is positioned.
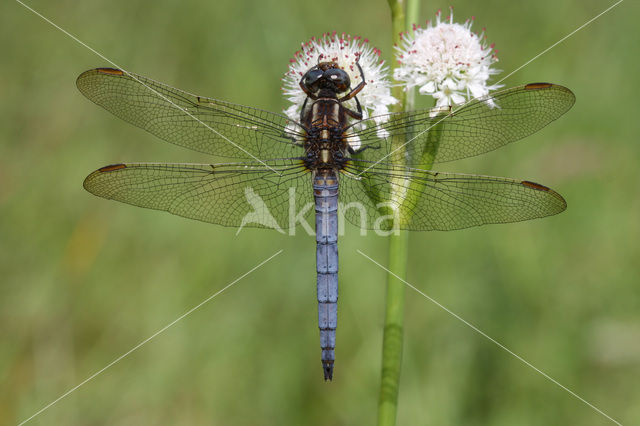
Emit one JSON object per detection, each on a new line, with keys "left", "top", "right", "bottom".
{"left": 98, "top": 164, "right": 127, "bottom": 172}
{"left": 521, "top": 180, "right": 550, "bottom": 191}
{"left": 525, "top": 82, "right": 553, "bottom": 90}
{"left": 96, "top": 68, "right": 124, "bottom": 75}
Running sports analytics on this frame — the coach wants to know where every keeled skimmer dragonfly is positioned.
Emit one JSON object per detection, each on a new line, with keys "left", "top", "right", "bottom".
{"left": 77, "top": 65, "right": 574, "bottom": 380}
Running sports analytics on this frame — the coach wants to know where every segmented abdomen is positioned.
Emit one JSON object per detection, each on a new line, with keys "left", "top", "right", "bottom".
{"left": 313, "top": 169, "right": 339, "bottom": 381}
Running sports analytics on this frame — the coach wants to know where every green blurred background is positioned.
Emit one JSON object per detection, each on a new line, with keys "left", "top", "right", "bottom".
{"left": 2, "top": 0, "right": 638, "bottom": 424}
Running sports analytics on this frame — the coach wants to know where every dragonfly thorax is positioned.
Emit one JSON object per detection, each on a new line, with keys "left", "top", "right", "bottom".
{"left": 303, "top": 98, "right": 350, "bottom": 169}
{"left": 304, "top": 139, "right": 347, "bottom": 169}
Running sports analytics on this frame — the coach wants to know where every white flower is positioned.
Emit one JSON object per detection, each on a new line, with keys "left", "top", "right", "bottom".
{"left": 282, "top": 33, "right": 397, "bottom": 127}
{"left": 394, "top": 8, "right": 502, "bottom": 109}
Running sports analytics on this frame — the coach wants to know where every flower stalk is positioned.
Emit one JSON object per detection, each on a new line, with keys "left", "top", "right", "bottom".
{"left": 379, "top": 5, "right": 499, "bottom": 424}
{"left": 377, "top": 1, "right": 418, "bottom": 425}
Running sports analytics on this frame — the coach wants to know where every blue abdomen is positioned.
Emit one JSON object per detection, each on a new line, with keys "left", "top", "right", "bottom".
{"left": 313, "top": 169, "right": 339, "bottom": 380}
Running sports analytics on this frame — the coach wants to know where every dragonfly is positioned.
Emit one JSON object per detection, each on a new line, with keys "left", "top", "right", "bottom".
{"left": 77, "top": 64, "right": 574, "bottom": 380}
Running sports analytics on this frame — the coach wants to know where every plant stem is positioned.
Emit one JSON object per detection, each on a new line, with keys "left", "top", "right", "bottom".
{"left": 386, "top": 0, "right": 406, "bottom": 115}
{"left": 378, "top": 0, "right": 419, "bottom": 425}
{"left": 378, "top": 230, "right": 409, "bottom": 426}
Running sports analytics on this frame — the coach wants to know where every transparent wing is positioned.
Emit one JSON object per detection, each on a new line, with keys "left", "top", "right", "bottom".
{"left": 84, "top": 159, "right": 313, "bottom": 231}
{"left": 339, "top": 159, "right": 566, "bottom": 231}
{"left": 345, "top": 83, "right": 575, "bottom": 166}
{"left": 76, "top": 68, "right": 306, "bottom": 160}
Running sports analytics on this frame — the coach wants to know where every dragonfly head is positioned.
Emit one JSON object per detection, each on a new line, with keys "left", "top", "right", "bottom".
{"left": 302, "top": 62, "right": 351, "bottom": 96}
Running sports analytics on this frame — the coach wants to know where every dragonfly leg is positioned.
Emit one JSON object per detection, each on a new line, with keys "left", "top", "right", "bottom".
{"left": 342, "top": 95, "right": 363, "bottom": 120}
{"left": 348, "top": 142, "right": 380, "bottom": 156}
{"left": 300, "top": 97, "right": 309, "bottom": 123}
{"left": 338, "top": 60, "right": 366, "bottom": 103}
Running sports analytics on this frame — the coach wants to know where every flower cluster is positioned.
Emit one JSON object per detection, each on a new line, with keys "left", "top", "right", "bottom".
{"left": 283, "top": 12, "right": 501, "bottom": 124}
{"left": 394, "top": 8, "right": 501, "bottom": 108}
{"left": 281, "top": 33, "right": 397, "bottom": 124}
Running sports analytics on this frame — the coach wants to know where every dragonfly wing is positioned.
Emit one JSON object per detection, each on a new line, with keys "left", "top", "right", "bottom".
{"left": 76, "top": 68, "right": 306, "bottom": 160}
{"left": 84, "top": 160, "right": 312, "bottom": 231}
{"left": 345, "top": 83, "right": 575, "bottom": 166}
{"left": 340, "top": 160, "right": 566, "bottom": 231}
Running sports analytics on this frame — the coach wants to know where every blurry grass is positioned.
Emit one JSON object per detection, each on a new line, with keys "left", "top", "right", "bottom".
{"left": 2, "top": 0, "right": 639, "bottom": 425}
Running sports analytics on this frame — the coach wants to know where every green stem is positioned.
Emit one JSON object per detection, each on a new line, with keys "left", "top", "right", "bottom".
{"left": 378, "top": 0, "right": 419, "bottom": 425}
{"left": 386, "top": 0, "right": 406, "bottom": 115}
{"left": 378, "top": 230, "right": 409, "bottom": 426}
{"left": 406, "top": 0, "right": 419, "bottom": 28}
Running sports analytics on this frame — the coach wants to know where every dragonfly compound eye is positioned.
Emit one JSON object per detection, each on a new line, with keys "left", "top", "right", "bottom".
{"left": 302, "top": 67, "right": 324, "bottom": 92}
{"left": 324, "top": 68, "right": 350, "bottom": 92}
